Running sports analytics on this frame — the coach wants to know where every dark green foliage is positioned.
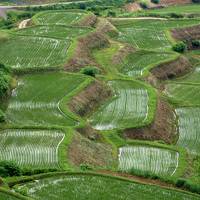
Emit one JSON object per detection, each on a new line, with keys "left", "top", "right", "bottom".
{"left": 107, "top": 11, "right": 116, "bottom": 17}
{"left": 0, "top": 109, "right": 5, "bottom": 122}
{"left": 175, "top": 178, "right": 187, "bottom": 187}
{"left": 21, "top": 168, "right": 58, "bottom": 176}
{"left": 0, "top": 63, "right": 11, "bottom": 98}
{"left": 169, "top": 13, "right": 184, "bottom": 18}
{"left": 79, "top": 3, "right": 86, "bottom": 10}
{"left": 192, "top": 0, "right": 200, "bottom": 3}
{"left": 140, "top": 2, "right": 148, "bottom": 9}
{"left": 80, "top": 67, "right": 100, "bottom": 77}
{"left": 151, "top": 0, "right": 160, "bottom": 4}
{"left": 0, "top": 161, "right": 22, "bottom": 177}
{"left": 172, "top": 42, "right": 187, "bottom": 53}
{"left": 80, "top": 164, "right": 93, "bottom": 171}
{"left": 192, "top": 40, "right": 200, "bottom": 48}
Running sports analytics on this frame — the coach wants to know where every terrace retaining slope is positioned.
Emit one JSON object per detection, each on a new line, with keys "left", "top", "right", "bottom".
{"left": 123, "top": 99, "right": 176, "bottom": 144}
{"left": 150, "top": 56, "right": 192, "bottom": 80}
{"left": 68, "top": 80, "right": 112, "bottom": 117}
{"left": 171, "top": 24, "right": 200, "bottom": 50}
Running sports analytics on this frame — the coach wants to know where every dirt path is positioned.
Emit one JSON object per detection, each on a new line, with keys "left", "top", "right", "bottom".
{"left": 110, "top": 17, "right": 167, "bottom": 20}
{"left": 18, "top": 18, "right": 31, "bottom": 29}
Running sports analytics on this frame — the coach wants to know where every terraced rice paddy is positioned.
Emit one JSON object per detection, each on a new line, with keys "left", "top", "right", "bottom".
{"left": 0, "top": 36, "right": 70, "bottom": 69}
{"left": 15, "top": 25, "right": 91, "bottom": 39}
{"left": 165, "top": 83, "right": 200, "bottom": 106}
{"left": 118, "top": 146, "right": 179, "bottom": 176}
{"left": 0, "top": 192, "right": 20, "bottom": 200}
{"left": 116, "top": 19, "right": 200, "bottom": 50}
{"left": 34, "top": 11, "right": 85, "bottom": 25}
{"left": 14, "top": 174, "right": 200, "bottom": 200}
{"left": 0, "top": 129, "right": 64, "bottom": 168}
{"left": 6, "top": 73, "right": 87, "bottom": 126}
{"left": 120, "top": 51, "right": 174, "bottom": 76}
{"left": 90, "top": 80, "right": 149, "bottom": 130}
{"left": 176, "top": 108, "right": 200, "bottom": 155}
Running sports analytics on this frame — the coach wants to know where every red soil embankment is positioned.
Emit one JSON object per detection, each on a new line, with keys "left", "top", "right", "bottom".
{"left": 150, "top": 56, "right": 192, "bottom": 80}
{"left": 123, "top": 99, "right": 176, "bottom": 144}
{"left": 68, "top": 80, "right": 112, "bottom": 117}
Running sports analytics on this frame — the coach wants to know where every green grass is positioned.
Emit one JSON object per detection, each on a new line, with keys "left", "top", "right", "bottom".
{"left": 89, "top": 79, "right": 156, "bottom": 130}
{"left": 145, "top": 4, "right": 200, "bottom": 15}
{"left": 176, "top": 108, "right": 200, "bottom": 155}
{"left": 13, "top": 173, "right": 200, "bottom": 200}
{"left": 33, "top": 11, "right": 86, "bottom": 26}
{"left": 165, "top": 83, "right": 200, "bottom": 106}
{"left": 14, "top": 25, "right": 92, "bottom": 40}
{"left": 5, "top": 72, "right": 88, "bottom": 127}
{"left": 119, "top": 145, "right": 179, "bottom": 176}
{"left": 114, "top": 19, "right": 200, "bottom": 50}
{"left": 120, "top": 50, "right": 175, "bottom": 77}
{"left": 0, "top": 129, "right": 64, "bottom": 169}
{"left": 0, "top": 35, "right": 70, "bottom": 70}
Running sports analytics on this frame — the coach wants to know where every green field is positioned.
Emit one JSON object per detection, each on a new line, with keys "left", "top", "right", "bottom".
{"left": 165, "top": 83, "right": 200, "bottom": 106}
{"left": 0, "top": 192, "right": 21, "bottom": 200}
{"left": 13, "top": 174, "right": 200, "bottom": 200}
{"left": 0, "top": 35, "right": 70, "bottom": 70}
{"left": 5, "top": 72, "right": 87, "bottom": 127}
{"left": 0, "top": 129, "right": 64, "bottom": 168}
{"left": 120, "top": 50, "right": 174, "bottom": 77}
{"left": 15, "top": 25, "right": 91, "bottom": 39}
{"left": 145, "top": 4, "right": 200, "bottom": 15}
{"left": 115, "top": 19, "right": 200, "bottom": 50}
{"left": 176, "top": 108, "right": 200, "bottom": 155}
{"left": 34, "top": 11, "right": 85, "bottom": 25}
{"left": 89, "top": 80, "right": 150, "bottom": 130}
{"left": 118, "top": 146, "right": 179, "bottom": 176}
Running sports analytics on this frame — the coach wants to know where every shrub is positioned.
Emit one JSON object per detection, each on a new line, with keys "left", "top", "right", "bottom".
{"left": 151, "top": 0, "right": 160, "bottom": 4}
{"left": 0, "top": 109, "right": 5, "bottom": 122}
{"left": 175, "top": 178, "right": 187, "bottom": 187}
{"left": 192, "top": 0, "right": 200, "bottom": 3}
{"left": 172, "top": 42, "right": 187, "bottom": 53}
{"left": 192, "top": 40, "right": 200, "bottom": 48}
{"left": 80, "top": 66, "right": 100, "bottom": 77}
{"left": 80, "top": 164, "right": 93, "bottom": 171}
{"left": 107, "top": 11, "right": 116, "bottom": 17}
{"left": 140, "top": 1, "right": 148, "bottom": 9}
{"left": 0, "top": 161, "right": 22, "bottom": 177}
{"left": 169, "top": 13, "right": 184, "bottom": 18}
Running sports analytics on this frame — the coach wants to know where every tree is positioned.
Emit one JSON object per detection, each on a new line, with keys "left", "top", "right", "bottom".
{"left": 80, "top": 66, "right": 100, "bottom": 77}
{"left": 151, "top": 0, "right": 160, "bottom": 4}
{"left": 0, "top": 161, "right": 22, "bottom": 177}
{"left": 172, "top": 42, "right": 187, "bottom": 53}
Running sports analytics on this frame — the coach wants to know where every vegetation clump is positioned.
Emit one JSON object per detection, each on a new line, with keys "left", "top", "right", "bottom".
{"left": 172, "top": 42, "right": 187, "bottom": 53}
{"left": 0, "top": 161, "right": 22, "bottom": 177}
{"left": 80, "top": 66, "right": 100, "bottom": 77}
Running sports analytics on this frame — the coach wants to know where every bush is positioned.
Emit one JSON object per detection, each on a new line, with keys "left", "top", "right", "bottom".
{"left": 192, "top": 0, "right": 200, "bottom": 3}
{"left": 0, "top": 109, "right": 5, "bottom": 122}
{"left": 192, "top": 40, "right": 200, "bottom": 48}
{"left": 80, "top": 66, "right": 100, "bottom": 77}
{"left": 107, "top": 11, "right": 116, "bottom": 17}
{"left": 80, "top": 164, "right": 93, "bottom": 171}
{"left": 0, "top": 161, "right": 22, "bottom": 177}
{"left": 169, "top": 13, "right": 184, "bottom": 18}
{"left": 172, "top": 42, "right": 187, "bottom": 53}
{"left": 175, "top": 178, "right": 187, "bottom": 187}
{"left": 151, "top": 0, "right": 160, "bottom": 4}
{"left": 140, "top": 1, "right": 148, "bottom": 9}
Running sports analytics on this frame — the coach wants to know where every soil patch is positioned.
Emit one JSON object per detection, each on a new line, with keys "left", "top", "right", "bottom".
{"left": 123, "top": 98, "right": 176, "bottom": 144}
{"left": 171, "top": 24, "right": 200, "bottom": 50}
{"left": 68, "top": 80, "right": 112, "bottom": 117}
{"left": 68, "top": 132, "right": 115, "bottom": 168}
{"left": 150, "top": 56, "right": 192, "bottom": 80}
{"left": 124, "top": 2, "right": 142, "bottom": 12}
{"left": 159, "top": 0, "right": 192, "bottom": 6}
{"left": 112, "top": 44, "right": 136, "bottom": 65}
{"left": 76, "top": 13, "right": 97, "bottom": 27}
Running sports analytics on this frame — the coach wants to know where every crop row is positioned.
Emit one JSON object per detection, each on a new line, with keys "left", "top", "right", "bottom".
{"left": 0, "top": 129, "right": 65, "bottom": 168}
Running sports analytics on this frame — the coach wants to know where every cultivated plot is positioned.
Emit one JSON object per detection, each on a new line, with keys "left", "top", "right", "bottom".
{"left": 120, "top": 50, "right": 173, "bottom": 76}
{"left": 118, "top": 146, "right": 179, "bottom": 176}
{"left": 34, "top": 11, "right": 85, "bottom": 25}
{"left": 6, "top": 72, "right": 87, "bottom": 127}
{"left": 0, "top": 36, "right": 70, "bottom": 69}
{"left": 176, "top": 108, "right": 200, "bottom": 155}
{"left": 15, "top": 25, "right": 91, "bottom": 40}
{"left": 14, "top": 174, "right": 200, "bottom": 200}
{"left": 165, "top": 83, "right": 200, "bottom": 106}
{"left": 116, "top": 19, "right": 200, "bottom": 50}
{"left": 0, "top": 129, "right": 65, "bottom": 168}
{"left": 0, "top": 192, "right": 20, "bottom": 200}
{"left": 89, "top": 80, "right": 149, "bottom": 130}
